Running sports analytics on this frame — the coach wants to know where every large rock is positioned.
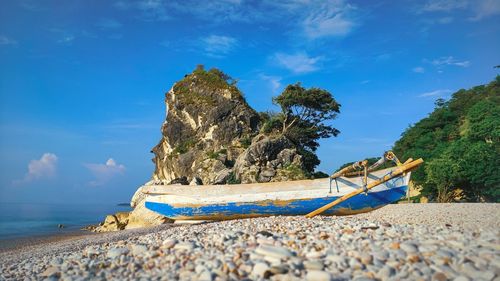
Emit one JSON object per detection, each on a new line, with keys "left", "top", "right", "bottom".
{"left": 151, "top": 68, "right": 260, "bottom": 185}
{"left": 234, "top": 135, "right": 307, "bottom": 183}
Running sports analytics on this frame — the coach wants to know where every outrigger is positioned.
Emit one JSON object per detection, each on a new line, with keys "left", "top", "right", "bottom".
{"left": 143, "top": 151, "right": 423, "bottom": 221}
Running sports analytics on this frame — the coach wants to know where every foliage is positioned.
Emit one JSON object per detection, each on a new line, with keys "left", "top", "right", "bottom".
{"left": 239, "top": 136, "right": 252, "bottom": 149}
{"left": 173, "top": 66, "right": 243, "bottom": 106}
{"left": 226, "top": 172, "right": 241, "bottom": 185}
{"left": 271, "top": 83, "right": 341, "bottom": 172}
{"left": 172, "top": 139, "right": 196, "bottom": 155}
{"left": 393, "top": 77, "right": 500, "bottom": 202}
{"left": 312, "top": 171, "right": 329, "bottom": 178}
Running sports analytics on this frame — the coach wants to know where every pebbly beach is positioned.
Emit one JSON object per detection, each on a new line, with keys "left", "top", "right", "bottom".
{"left": 1, "top": 203, "right": 499, "bottom": 281}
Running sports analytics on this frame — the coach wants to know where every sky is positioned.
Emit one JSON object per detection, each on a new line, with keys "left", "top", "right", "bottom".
{"left": 0, "top": 0, "right": 499, "bottom": 204}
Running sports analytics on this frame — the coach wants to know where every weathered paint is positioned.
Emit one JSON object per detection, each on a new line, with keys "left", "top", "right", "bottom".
{"left": 145, "top": 185, "right": 408, "bottom": 220}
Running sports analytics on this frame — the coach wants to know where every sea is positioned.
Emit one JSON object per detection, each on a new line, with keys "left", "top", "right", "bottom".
{"left": 0, "top": 202, "right": 132, "bottom": 240}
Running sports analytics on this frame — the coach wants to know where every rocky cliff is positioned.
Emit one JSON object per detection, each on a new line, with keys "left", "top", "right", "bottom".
{"left": 94, "top": 67, "right": 309, "bottom": 231}
{"left": 151, "top": 68, "right": 260, "bottom": 185}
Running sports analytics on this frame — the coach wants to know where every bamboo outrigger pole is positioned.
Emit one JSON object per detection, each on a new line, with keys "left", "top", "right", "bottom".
{"left": 305, "top": 158, "right": 424, "bottom": 218}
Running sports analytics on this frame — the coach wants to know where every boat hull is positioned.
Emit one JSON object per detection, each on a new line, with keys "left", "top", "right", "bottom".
{"left": 144, "top": 167, "right": 411, "bottom": 220}
{"left": 145, "top": 185, "right": 407, "bottom": 220}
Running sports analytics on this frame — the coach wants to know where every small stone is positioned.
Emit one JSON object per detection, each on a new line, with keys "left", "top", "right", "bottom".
{"left": 256, "top": 230, "right": 273, "bottom": 237}
{"left": 306, "top": 270, "right": 332, "bottom": 281}
{"left": 106, "top": 247, "right": 129, "bottom": 259}
{"left": 255, "top": 245, "right": 293, "bottom": 259}
{"left": 400, "top": 242, "right": 418, "bottom": 253}
{"left": 360, "top": 254, "right": 373, "bottom": 264}
{"left": 304, "top": 261, "right": 323, "bottom": 270}
{"left": 162, "top": 238, "right": 177, "bottom": 249}
{"left": 252, "top": 262, "right": 270, "bottom": 278}
{"left": 453, "top": 276, "right": 471, "bottom": 281}
{"left": 377, "top": 266, "right": 396, "bottom": 279}
{"left": 433, "top": 272, "right": 447, "bottom": 281}
{"left": 174, "top": 242, "right": 195, "bottom": 251}
{"left": 130, "top": 244, "right": 148, "bottom": 256}
{"left": 198, "top": 270, "right": 213, "bottom": 281}
{"left": 269, "top": 265, "right": 289, "bottom": 274}
{"left": 40, "top": 266, "right": 60, "bottom": 277}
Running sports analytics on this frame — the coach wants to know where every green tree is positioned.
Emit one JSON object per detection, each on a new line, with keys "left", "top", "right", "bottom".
{"left": 393, "top": 76, "right": 500, "bottom": 202}
{"left": 272, "top": 83, "right": 341, "bottom": 171}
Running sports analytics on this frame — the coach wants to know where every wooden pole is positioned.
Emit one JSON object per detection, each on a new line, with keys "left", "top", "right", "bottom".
{"left": 305, "top": 158, "right": 424, "bottom": 218}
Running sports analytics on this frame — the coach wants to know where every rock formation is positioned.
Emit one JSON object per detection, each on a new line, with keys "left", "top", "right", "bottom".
{"left": 94, "top": 67, "right": 309, "bottom": 231}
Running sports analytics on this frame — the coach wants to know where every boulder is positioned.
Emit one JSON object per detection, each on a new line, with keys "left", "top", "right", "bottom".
{"left": 234, "top": 135, "right": 307, "bottom": 183}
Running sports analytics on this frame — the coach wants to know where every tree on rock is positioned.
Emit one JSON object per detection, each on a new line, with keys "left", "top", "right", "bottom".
{"left": 272, "top": 83, "right": 341, "bottom": 171}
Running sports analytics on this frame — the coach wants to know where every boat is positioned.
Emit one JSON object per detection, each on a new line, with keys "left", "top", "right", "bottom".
{"left": 143, "top": 152, "right": 423, "bottom": 220}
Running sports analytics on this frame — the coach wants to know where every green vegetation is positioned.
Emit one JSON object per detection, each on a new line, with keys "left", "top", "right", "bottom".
{"left": 266, "top": 83, "right": 341, "bottom": 173}
{"left": 393, "top": 77, "right": 500, "bottom": 202}
{"left": 173, "top": 65, "right": 244, "bottom": 106}
{"left": 239, "top": 136, "right": 252, "bottom": 149}
{"left": 226, "top": 172, "right": 241, "bottom": 185}
{"left": 172, "top": 139, "right": 197, "bottom": 155}
{"left": 207, "top": 149, "right": 227, "bottom": 159}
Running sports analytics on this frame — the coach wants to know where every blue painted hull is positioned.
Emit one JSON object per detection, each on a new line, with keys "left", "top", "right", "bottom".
{"left": 145, "top": 185, "right": 408, "bottom": 220}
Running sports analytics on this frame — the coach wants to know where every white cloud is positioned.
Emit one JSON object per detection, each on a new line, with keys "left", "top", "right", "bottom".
{"left": 118, "top": 0, "right": 170, "bottom": 21}
{"left": 302, "top": 1, "right": 356, "bottom": 39}
{"left": 202, "top": 35, "right": 238, "bottom": 57}
{"left": 114, "top": 1, "right": 357, "bottom": 40}
{"left": 273, "top": 52, "right": 323, "bottom": 74}
{"left": 14, "top": 153, "right": 58, "bottom": 185}
{"left": 420, "top": 0, "right": 468, "bottom": 12}
{"left": 85, "top": 158, "right": 126, "bottom": 187}
{"left": 419, "top": 0, "right": 500, "bottom": 20}
{"left": 469, "top": 0, "right": 500, "bottom": 20}
{"left": 259, "top": 74, "right": 282, "bottom": 94}
{"left": 0, "top": 35, "right": 17, "bottom": 45}
{"left": 413, "top": 66, "right": 425, "bottom": 73}
{"left": 418, "top": 89, "right": 452, "bottom": 98}
{"left": 429, "top": 56, "right": 470, "bottom": 67}
{"left": 57, "top": 35, "right": 75, "bottom": 44}
{"left": 96, "top": 18, "right": 122, "bottom": 29}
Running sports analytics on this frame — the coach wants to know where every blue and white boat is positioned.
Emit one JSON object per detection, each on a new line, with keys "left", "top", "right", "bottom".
{"left": 143, "top": 158, "right": 422, "bottom": 220}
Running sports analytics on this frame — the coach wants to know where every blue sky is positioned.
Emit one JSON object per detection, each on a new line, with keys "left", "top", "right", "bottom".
{"left": 0, "top": 0, "right": 499, "bottom": 204}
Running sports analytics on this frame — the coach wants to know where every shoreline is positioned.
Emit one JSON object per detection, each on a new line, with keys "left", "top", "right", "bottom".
{"left": 1, "top": 203, "right": 499, "bottom": 280}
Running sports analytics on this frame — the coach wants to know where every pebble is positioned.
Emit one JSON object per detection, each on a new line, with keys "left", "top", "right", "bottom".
{"left": 1, "top": 204, "right": 498, "bottom": 281}
{"left": 162, "top": 238, "right": 177, "bottom": 249}
{"left": 304, "top": 261, "right": 323, "bottom": 270}
{"left": 400, "top": 242, "right": 418, "bottom": 253}
{"left": 255, "top": 245, "right": 293, "bottom": 259}
{"left": 130, "top": 244, "right": 148, "bottom": 256}
{"left": 252, "top": 262, "right": 270, "bottom": 278}
{"left": 306, "top": 270, "right": 332, "bottom": 281}
{"left": 106, "top": 247, "right": 129, "bottom": 259}
{"left": 174, "top": 242, "right": 195, "bottom": 251}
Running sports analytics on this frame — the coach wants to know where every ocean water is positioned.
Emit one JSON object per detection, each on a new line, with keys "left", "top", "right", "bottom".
{"left": 0, "top": 202, "right": 132, "bottom": 240}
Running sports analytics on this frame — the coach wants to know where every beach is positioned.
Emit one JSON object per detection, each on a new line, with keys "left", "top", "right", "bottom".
{"left": 1, "top": 203, "right": 499, "bottom": 280}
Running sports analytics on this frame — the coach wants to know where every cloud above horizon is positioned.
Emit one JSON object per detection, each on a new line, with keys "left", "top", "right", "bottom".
{"left": 426, "top": 56, "right": 470, "bottom": 68}
{"left": 85, "top": 158, "right": 125, "bottom": 187}
{"left": 113, "top": 0, "right": 358, "bottom": 40}
{"left": 202, "top": 35, "right": 238, "bottom": 57}
{"left": 419, "top": 0, "right": 500, "bottom": 20}
{"left": 13, "top": 153, "right": 58, "bottom": 185}
{"left": 413, "top": 66, "right": 425, "bottom": 73}
{"left": 273, "top": 52, "right": 323, "bottom": 74}
{"left": 418, "top": 89, "right": 452, "bottom": 98}
{"left": 302, "top": 1, "right": 356, "bottom": 39}
{"left": 0, "top": 35, "right": 17, "bottom": 46}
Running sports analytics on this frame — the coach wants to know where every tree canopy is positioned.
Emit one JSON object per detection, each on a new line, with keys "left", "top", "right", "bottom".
{"left": 393, "top": 76, "right": 500, "bottom": 202}
{"left": 263, "top": 83, "right": 341, "bottom": 172}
